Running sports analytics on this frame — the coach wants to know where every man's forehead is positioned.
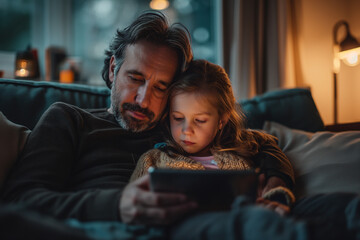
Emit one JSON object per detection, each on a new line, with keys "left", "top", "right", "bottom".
{"left": 122, "top": 41, "right": 178, "bottom": 82}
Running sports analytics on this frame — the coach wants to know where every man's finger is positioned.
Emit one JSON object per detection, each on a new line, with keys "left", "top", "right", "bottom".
{"left": 137, "top": 201, "right": 198, "bottom": 225}
{"left": 138, "top": 190, "right": 189, "bottom": 207}
{"left": 132, "top": 174, "right": 151, "bottom": 190}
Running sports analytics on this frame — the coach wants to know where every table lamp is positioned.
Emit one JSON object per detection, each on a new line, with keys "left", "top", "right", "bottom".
{"left": 333, "top": 20, "right": 360, "bottom": 124}
{"left": 14, "top": 46, "right": 40, "bottom": 80}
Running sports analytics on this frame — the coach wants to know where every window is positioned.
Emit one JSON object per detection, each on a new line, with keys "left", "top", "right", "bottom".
{"left": 0, "top": 0, "right": 220, "bottom": 85}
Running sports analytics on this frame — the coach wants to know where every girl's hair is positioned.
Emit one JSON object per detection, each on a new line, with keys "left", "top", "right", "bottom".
{"left": 163, "top": 59, "right": 275, "bottom": 158}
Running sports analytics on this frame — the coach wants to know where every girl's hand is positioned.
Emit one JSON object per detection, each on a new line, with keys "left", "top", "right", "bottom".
{"left": 257, "top": 173, "right": 287, "bottom": 198}
{"left": 256, "top": 197, "right": 290, "bottom": 216}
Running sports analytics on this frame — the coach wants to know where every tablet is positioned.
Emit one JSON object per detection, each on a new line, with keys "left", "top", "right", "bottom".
{"left": 149, "top": 168, "right": 259, "bottom": 211}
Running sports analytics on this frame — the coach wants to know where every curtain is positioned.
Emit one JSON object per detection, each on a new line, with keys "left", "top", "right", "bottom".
{"left": 222, "top": 0, "right": 303, "bottom": 101}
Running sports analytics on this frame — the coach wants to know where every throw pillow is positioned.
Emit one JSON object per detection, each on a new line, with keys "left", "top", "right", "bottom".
{"left": 263, "top": 121, "right": 360, "bottom": 199}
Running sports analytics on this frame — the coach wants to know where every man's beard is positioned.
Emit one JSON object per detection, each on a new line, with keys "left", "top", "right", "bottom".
{"left": 113, "top": 103, "right": 156, "bottom": 132}
{"left": 111, "top": 89, "right": 156, "bottom": 132}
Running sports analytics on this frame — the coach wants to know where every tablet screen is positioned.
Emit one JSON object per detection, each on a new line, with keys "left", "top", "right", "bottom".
{"left": 149, "top": 168, "right": 258, "bottom": 211}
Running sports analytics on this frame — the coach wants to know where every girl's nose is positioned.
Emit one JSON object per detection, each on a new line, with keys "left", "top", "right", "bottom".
{"left": 182, "top": 121, "right": 193, "bottom": 134}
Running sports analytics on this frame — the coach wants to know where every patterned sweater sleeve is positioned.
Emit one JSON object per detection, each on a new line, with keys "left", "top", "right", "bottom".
{"left": 130, "top": 149, "right": 161, "bottom": 182}
{"left": 251, "top": 130, "right": 295, "bottom": 190}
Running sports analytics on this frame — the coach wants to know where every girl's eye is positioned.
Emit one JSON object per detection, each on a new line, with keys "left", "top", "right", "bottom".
{"left": 196, "top": 119, "right": 206, "bottom": 123}
{"left": 173, "top": 116, "right": 183, "bottom": 122}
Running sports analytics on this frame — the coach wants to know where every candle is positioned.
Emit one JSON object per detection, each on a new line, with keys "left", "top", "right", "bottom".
{"left": 60, "top": 69, "right": 74, "bottom": 83}
{"left": 15, "top": 68, "right": 30, "bottom": 77}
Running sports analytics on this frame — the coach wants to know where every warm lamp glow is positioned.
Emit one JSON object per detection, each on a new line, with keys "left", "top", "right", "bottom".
{"left": 15, "top": 68, "right": 30, "bottom": 77}
{"left": 14, "top": 46, "right": 39, "bottom": 80}
{"left": 338, "top": 47, "right": 360, "bottom": 66}
{"left": 60, "top": 69, "right": 74, "bottom": 84}
{"left": 149, "top": 0, "right": 169, "bottom": 10}
{"left": 332, "top": 20, "right": 360, "bottom": 124}
{"left": 15, "top": 59, "right": 32, "bottom": 78}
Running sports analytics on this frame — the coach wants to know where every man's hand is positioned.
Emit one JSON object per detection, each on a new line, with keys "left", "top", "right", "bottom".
{"left": 120, "top": 174, "right": 197, "bottom": 225}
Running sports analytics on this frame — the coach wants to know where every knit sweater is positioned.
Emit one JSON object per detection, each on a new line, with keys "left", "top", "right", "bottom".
{"left": 130, "top": 148, "right": 252, "bottom": 181}
{"left": 131, "top": 147, "right": 295, "bottom": 206}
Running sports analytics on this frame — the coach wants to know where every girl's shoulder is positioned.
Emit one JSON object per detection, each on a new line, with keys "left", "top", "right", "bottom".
{"left": 244, "top": 128, "right": 277, "bottom": 143}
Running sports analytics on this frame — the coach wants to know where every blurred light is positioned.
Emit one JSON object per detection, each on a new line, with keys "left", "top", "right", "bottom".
{"left": 14, "top": 46, "right": 39, "bottom": 80}
{"left": 338, "top": 47, "right": 360, "bottom": 66}
{"left": 91, "top": 0, "right": 116, "bottom": 27}
{"left": 174, "top": 0, "right": 192, "bottom": 14}
{"left": 150, "top": 0, "right": 169, "bottom": 10}
{"left": 193, "top": 27, "right": 210, "bottom": 43}
{"left": 193, "top": 45, "right": 214, "bottom": 59}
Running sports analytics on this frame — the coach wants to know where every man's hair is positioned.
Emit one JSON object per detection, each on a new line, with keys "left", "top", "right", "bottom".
{"left": 101, "top": 11, "right": 193, "bottom": 88}
{"left": 163, "top": 59, "right": 277, "bottom": 158}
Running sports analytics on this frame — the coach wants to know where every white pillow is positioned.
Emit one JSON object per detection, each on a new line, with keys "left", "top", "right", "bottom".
{"left": 263, "top": 121, "right": 360, "bottom": 199}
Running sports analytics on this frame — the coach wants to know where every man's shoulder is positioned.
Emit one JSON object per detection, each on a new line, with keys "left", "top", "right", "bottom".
{"left": 48, "top": 102, "right": 106, "bottom": 114}
{"left": 44, "top": 102, "right": 116, "bottom": 126}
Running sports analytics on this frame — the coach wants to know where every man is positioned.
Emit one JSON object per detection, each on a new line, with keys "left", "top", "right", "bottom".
{"left": 2, "top": 11, "right": 332, "bottom": 239}
{"left": 1, "top": 11, "right": 198, "bottom": 223}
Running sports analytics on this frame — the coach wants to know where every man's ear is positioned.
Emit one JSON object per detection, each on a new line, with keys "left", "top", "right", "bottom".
{"left": 219, "top": 113, "right": 230, "bottom": 130}
{"left": 109, "top": 55, "right": 116, "bottom": 84}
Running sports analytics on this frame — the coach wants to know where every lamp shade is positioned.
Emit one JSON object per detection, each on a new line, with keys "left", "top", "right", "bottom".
{"left": 339, "top": 32, "right": 360, "bottom": 52}
{"left": 332, "top": 20, "right": 360, "bottom": 124}
{"left": 333, "top": 20, "right": 360, "bottom": 66}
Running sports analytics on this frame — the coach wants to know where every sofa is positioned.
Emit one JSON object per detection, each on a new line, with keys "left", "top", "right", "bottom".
{"left": 0, "top": 78, "right": 359, "bottom": 238}
{"left": 1, "top": 78, "right": 359, "bottom": 197}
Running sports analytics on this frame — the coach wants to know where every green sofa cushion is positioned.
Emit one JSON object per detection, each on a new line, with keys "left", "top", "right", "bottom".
{"left": 0, "top": 79, "right": 110, "bottom": 129}
{"left": 240, "top": 88, "right": 324, "bottom": 132}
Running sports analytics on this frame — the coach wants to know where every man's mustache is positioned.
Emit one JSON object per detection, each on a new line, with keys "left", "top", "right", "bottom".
{"left": 122, "top": 103, "right": 154, "bottom": 120}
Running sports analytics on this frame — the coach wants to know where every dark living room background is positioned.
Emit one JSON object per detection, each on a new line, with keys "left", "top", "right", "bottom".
{"left": 0, "top": 0, "right": 220, "bottom": 85}
{"left": 0, "top": 0, "right": 359, "bottom": 125}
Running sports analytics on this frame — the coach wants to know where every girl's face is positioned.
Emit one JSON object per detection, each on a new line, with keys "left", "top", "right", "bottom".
{"left": 170, "top": 91, "right": 223, "bottom": 156}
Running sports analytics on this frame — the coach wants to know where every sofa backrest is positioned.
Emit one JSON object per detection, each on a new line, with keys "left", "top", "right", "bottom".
{"left": 240, "top": 88, "right": 325, "bottom": 132}
{"left": 0, "top": 79, "right": 110, "bottom": 129}
{"left": 0, "top": 79, "right": 324, "bottom": 131}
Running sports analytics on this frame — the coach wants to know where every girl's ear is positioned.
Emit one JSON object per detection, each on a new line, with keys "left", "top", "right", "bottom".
{"left": 109, "top": 55, "right": 116, "bottom": 84}
{"left": 219, "top": 113, "right": 230, "bottom": 130}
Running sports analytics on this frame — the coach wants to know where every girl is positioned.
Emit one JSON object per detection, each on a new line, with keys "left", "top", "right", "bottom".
{"left": 130, "top": 59, "right": 295, "bottom": 208}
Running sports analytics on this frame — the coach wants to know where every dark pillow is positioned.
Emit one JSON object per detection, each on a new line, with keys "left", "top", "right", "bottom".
{"left": 0, "top": 79, "right": 110, "bottom": 129}
{"left": 239, "top": 88, "right": 324, "bottom": 132}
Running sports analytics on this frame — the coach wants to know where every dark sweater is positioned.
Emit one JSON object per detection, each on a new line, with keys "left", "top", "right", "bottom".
{"left": 1, "top": 102, "right": 294, "bottom": 222}
{"left": 1, "top": 102, "right": 163, "bottom": 221}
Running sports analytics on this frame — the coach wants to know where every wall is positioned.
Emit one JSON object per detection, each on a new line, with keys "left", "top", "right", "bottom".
{"left": 297, "top": 0, "right": 360, "bottom": 125}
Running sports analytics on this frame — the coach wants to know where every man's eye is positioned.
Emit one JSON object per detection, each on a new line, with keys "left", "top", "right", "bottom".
{"left": 154, "top": 86, "right": 167, "bottom": 93}
{"left": 129, "top": 76, "right": 143, "bottom": 83}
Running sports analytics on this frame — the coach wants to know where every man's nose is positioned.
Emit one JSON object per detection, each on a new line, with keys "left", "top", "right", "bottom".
{"left": 135, "top": 85, "right": 151, "bottom": 108}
